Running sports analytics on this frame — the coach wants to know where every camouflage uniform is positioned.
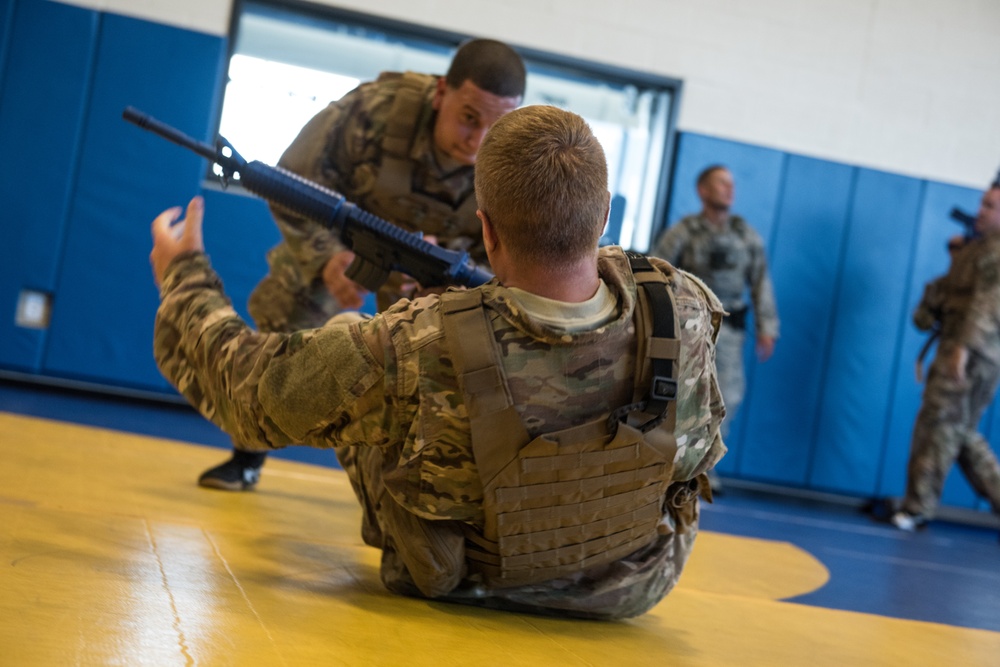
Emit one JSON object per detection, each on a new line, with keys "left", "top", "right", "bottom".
{"left": 902, "top": 235, "right": 1000, "bottom": 518}
{"left": 652, "top": 214, "right": 779, "bottom": 436}
{"left": 247, "top": 71, "right": 483, "bottom": 333}
{"left": 154, "top": 246, "right": 726, "bottom": 619}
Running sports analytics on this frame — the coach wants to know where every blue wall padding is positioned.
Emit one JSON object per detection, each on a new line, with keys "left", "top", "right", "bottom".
{"left": 41, "top": 13, "right": 227, "bottom": 391}
{"left": 809, "top": 170, "right": 923, "bottom": 495}
{"left": 738, "top": 156, "right": 855, "bottom": 485}
{"left": 0, "top": 8, "right": 995, "bottom": 513}
{"left": 0, "top": 0, "right": 14, "bottom": 76}
{"left": 0, "top": 0, "right": 98, "bottom": 372}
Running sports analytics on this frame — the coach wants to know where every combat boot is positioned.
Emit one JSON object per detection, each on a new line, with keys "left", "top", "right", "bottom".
{"left": 198, "top": 449, "right": 267, "bottom": 491}
{"left": 890, "top": 511, "right": 928, "bottom": 532}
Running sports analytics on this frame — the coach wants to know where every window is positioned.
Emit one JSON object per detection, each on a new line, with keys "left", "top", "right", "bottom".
{"left": 218, "top": 0, "right": 682, "bottom": 250}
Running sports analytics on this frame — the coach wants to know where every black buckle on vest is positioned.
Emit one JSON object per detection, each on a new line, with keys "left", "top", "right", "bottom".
{"left": 652, "top": 376, "right": 677, "bottom": 402}
{"left": 726, "top": 305, "right": 748, "bottom": 330}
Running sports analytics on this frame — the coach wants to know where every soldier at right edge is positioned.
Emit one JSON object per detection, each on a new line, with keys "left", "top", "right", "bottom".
{"left": 892, "top": 182, "right": 1000, "bottom": 531}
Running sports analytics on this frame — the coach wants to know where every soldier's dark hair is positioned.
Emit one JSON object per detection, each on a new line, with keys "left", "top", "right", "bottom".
{"left": 476, "top": 105, "right": 607, "bottom": 267}
{"left": 445, "top": 39, "right": 526, "bottom": 99}
{"left": 696, "top": 164, "right": 729, "bottom": 188}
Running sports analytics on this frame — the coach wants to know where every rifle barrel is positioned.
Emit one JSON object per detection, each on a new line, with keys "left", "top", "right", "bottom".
{"left": 122, "top": 107, "right": 224, "bottom": 165}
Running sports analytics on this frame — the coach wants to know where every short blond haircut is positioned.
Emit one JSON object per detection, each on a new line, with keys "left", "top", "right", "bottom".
{"left": 474, "top": 105, "right": 608, "bottom": 266}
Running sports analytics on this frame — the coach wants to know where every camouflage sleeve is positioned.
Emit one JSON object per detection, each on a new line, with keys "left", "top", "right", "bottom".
{"left": 745, "top": 227, "right": 780, "bottom": 338}
{"left": 268, "top": 83, "right": 391, "bottom": 284}
{"left": 672, "top": 268, "right": 728, "bottom": 480}
{"left": 649, "top": 220, "right": 689, "bottom": 265}
{"left": 154, "top": 252, "right": 388, "bottom": 450}
{"left": 956, "top": 246, "right": 1000, "bottom": 354}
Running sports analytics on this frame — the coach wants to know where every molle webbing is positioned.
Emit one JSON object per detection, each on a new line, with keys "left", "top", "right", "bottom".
{"left": 440, "top": 276, "right": 680, "bottom": 588}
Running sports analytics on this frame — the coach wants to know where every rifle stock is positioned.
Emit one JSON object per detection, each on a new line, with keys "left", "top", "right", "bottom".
{"left": 122, "top": 106, "right": 492, "bottom": 292}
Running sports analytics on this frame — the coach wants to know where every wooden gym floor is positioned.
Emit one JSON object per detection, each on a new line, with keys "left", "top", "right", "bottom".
{"left": 0, "top": 379, "right": 997, "bottom": 666}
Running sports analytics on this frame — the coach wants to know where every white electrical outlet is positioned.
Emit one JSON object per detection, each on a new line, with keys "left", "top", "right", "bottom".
{"left": 15, "top": 290, "right": 51, "bottom": 329}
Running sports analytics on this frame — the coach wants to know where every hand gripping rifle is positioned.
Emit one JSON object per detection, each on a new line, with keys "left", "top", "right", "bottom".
{"left": 122, "top": 106, "right": 492, "bottom": 292}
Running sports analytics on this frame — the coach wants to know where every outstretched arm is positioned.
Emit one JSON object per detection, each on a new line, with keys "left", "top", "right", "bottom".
{"left": 148, "top": 197, "right": 387, "bottom": 451}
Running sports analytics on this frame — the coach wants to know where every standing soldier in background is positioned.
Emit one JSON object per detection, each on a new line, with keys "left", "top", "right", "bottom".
{"left": 892, "top": 182, "right": 1000, "bottom": 531}
{"left": 197, "top": 39, "right": 526, "bottom": 491}
{"left": 651, "top": 165, "right": 779, "bottom": 490}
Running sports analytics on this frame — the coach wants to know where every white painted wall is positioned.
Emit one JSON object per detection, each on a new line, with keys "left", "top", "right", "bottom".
{"left": 52, "top": 0, "right": 1000, "bottom": 187}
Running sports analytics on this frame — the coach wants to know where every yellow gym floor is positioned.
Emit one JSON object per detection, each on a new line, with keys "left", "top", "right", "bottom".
{"left": 1, "top": 411, "right": 997, "bottom": 666}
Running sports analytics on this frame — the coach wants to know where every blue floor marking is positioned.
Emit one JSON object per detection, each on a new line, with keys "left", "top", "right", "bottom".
{"left": 701, "top": 491, "right": 999, "bottom": 631}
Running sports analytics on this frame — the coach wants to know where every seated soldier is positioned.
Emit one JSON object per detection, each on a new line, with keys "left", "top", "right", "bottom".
{"left": 149, "top": 105, "right": 726, "bottom": 620}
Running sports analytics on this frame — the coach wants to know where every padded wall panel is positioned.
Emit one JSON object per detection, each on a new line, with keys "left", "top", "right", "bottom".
{"left": 661, "top": 132, "right": 785, "bottom": 474}
{"left": 0, "top": 0, "right": 13, "bottom": 75}
{"left": 0, "top": 0, "right": 98, "bottom": 372}
{"left": 42, "top": 14, "right": 227, "bottom": 391}
{"left": 879, "top": 182, "right": 987, "bottom": 508}
{"left": 808, "top": 170, "right": 923, "bottom": 495}
{"left": 738, "top": 156, "right": 854, "bottom": 484}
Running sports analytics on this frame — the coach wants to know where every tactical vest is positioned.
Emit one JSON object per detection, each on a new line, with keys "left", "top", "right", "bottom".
{"left": 440, "top": 253, "right": 691, "bottom": 588}
{"left": 366, "top": 72, "right": 480, "bottom": 240}
{"left": 679, "top": 214, "right": 753, "bottom": 312}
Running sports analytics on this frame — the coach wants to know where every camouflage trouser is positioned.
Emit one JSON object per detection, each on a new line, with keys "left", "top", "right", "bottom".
{"left": 335, "top": 443, "right": 700, "bottom": 620}
{"left": 901, "top": 349, "right": 1000, "bottom": 517}
{"left": 715, "top": 323, "right": 746, "bottom": 439}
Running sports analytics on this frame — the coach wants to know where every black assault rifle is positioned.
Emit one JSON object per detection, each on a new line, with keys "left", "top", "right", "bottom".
{"left": 948, "top": 206, "right": 977, "bottom": 241}
{"left": 122, "top": 106, "right": 492, "bottom": 292}
{"left": 948, "top": 166, "right": 1000, "bottom": 244}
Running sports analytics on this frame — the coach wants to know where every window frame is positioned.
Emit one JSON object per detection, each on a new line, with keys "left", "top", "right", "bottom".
{"left": 218, "top": 0, "right": 684, "bottom": 250}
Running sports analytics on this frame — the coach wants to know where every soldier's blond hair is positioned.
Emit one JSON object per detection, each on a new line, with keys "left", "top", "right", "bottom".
{"left": 475, "top": 105, "right": 608, "bottom": 266}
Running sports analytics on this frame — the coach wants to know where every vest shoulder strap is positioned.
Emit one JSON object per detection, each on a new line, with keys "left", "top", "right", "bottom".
{"left": 613, "top": 252, "right": 681, "bottom": 434}
{"left": 440, "top": 291, "right": 529, "bottom": 485}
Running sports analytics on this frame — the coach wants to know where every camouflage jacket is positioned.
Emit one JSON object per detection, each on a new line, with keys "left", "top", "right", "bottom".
{"left": 264, "top": 71, "right": 483, "bottom": 289}
{"left": 922, "top": 233, "right": 1000, "bottom": 364}
{"left": 652, "top": 214, "right": 780, "bottom": 337}
{"left": 154, "top": 246, "right": 725, "bottom": 525}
